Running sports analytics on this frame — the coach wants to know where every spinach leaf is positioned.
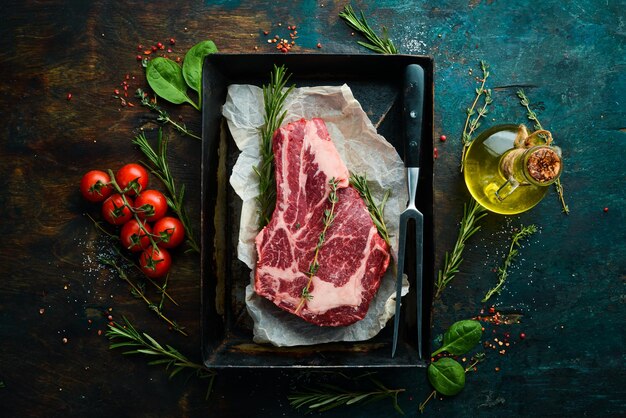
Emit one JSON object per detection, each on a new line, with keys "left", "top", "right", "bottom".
{"left": 431, "top": 319, "right": 482, "bottom": 356}
{"left": 428, "top": 357, "right": 466, "bottom": 396}
{"left": 146, "top": 57, "right": 199, "bottom": 110}
{"left": 182, "top": 40, "right": 218, "bottom": 107}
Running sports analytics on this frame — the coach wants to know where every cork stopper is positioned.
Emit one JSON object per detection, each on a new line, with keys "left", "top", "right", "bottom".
{"left": 526, "top": 147, "right": 562, "bottom": 184}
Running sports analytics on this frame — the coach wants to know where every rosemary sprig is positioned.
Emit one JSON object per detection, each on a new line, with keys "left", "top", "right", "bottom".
{"left": 349, "top": 173, "right": 391, "bottom": 245}
{"left": 289, "top": 378, "right": 405, "bottom": 414}
{"left": 254, "top": 65, "right": 294, "bottom": 229}
{"left": 339, "top": 5, "right": 398, "bottom": 54}
{"left": 517, "top": 89, "right": 569, "bottom": 214}
{"left": 482, "top": 224, "right": 537, "bottom": 302}
{"left": 98, "top": 256, "right": 187, "bottom": 336}
{"left": 434, "top": 199, "right": 487, "bottom": 300}
{"left": 106, "top": 317, "right": 215, "bottom": 397}
{"left": 136, "top": 88, "right": 201, "bottom": 140}
{"left": 295, "top": 178, "right": 340, "bottom": 313}
{"left": 460, "top": 61, "right": 492, "bottom": 170}
{"left": 133, "top": 129, "right": 199, "bottom": 253}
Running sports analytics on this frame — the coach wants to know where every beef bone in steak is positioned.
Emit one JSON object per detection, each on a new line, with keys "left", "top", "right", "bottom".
{"left": 254, "top": 118, "right": 391, "bottom": 327}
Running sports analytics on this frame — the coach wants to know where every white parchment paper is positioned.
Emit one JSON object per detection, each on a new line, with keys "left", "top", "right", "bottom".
{"left": 223, "top": 84, "right": 408, "bottom": 346}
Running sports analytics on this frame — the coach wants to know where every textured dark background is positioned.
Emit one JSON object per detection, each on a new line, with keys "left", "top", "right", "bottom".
{"left": 0, "top": 0, "right": 624, "bottom": 416}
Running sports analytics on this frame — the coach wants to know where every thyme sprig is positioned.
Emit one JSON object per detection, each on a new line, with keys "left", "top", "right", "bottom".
{"left": 482, "top": 224, "right": 537, "bottom": 302}
{"left": 136, "top": 89, "right": 201, "bottom": 140}
{"left": 133, "top": 130, "right": 199, "bottom": 253}
{"left": 460, "top": 61, "right": 492, "bottom": 170}
{"left": 339, "top": 5, "right": 398, "bottom": 54}
{"left": 98, "top": 257, "right": 187, "bottom": 336}
{"left": 517, "top": 89, "right": 569, "bottom": 214}
{"left": 254, "top": 65, "right": 294, "bottom": 229}
{"left": 435, "top": 199, "right": 487, "bottom": 300}
{"left": 289, "top": 378, "right": 405, "bottom": 414}
{"left": 106, "top": 317, "right": 215, "bottom": 397}
{"left": 295, "top": 178, "right": 340, "bottom": 313}
{"left": 349, "top": 173, "right": 391, "bottom": 245}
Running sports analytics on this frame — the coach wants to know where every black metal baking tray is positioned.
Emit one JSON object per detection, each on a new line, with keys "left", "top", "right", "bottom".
{"left": 201, "top": 53, "right": 434, "bottom": 368}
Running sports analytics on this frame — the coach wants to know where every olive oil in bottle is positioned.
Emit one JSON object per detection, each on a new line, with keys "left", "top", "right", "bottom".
{"left": 463, "top": 124, "right": 563, "bottom": 215}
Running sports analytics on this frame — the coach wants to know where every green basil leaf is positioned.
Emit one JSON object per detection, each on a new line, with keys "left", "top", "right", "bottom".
{"left": 182, "top": 40, "right": 218, "bottom": 106}
{"left": 428, "top": 357, "right": 466, "bottom": 396}
{"left": 146, "top": 57, "right": 198, "bottom": 109}
{"left": 432, "top": 319, "right": 482, "bottom": 356}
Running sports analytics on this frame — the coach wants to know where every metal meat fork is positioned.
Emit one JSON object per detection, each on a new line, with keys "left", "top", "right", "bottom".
{"left": 392, "top": 64, "right": 425, "bottom": 359}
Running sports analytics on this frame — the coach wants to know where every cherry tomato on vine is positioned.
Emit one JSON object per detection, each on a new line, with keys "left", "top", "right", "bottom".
{"left": 120, "top": 219, "right": 152, "bottom": 252}
{"left": 80, "top": 170, "right": 112, "bottom": 203}
{"left": 152, "top": 216, "right": 185, "bottom": 249}
{"left": 139, "top": 246, "right": 171, "bottom": 279}
{"left": 101, "top": 193, "right": 133, "bottom": 225}
{"left": 134, "top": 190, "right": 168, "bottom": 222}
{"left": 115, "top": 163, "right": 149, "bottom": 196}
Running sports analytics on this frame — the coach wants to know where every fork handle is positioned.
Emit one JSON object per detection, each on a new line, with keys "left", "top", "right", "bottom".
{"left": 403, "top": 64, "right": 425, "bottom": 168}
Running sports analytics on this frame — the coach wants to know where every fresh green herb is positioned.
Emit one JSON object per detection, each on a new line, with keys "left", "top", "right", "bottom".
{"left": 301, "top": 287, "right": 313, "bottom": 302}
{"left": 419, "top": 320, "right": 485, "bottom": 413}
{"left": 133, "top": 130, "right": 199, "bottom": 253}
{"left": 435, "top": 199, "right": 487, "bottom": 299}
{"left": 289, "top": 377, "right": 405, "bottom": 414}
{"left": 98, "top": 257, "right": 187, "bottom": 336}
{"left": 107, "top": 317, "right": 215, "bottom": 398}
{"left": 460, "top": 61, "right": 492, "bottom": 170}
{"left": 482, "top": 224, "right": 538, "bottom": 302}
{"left": 428, "top": 357, "right": 465, "bottom": 396}
{"left": 296, "top": 178, "right": 340, "bottom": 313}
{"left": 254, "top": 65, "right": 294, "bottom": 229}
{"left": 135, "top": 89, "right": 201, "bottom": 140}
{"left": 182, "top": 40, "right": 218, "bottom": 107}
{"left": 349, "top": 173, "right": 391, "bottom": 245}
{"left": 419, "top": 353, "right": 485, "bottom": 413}
{"left": 517, "top": 89, "right": 569, "bottom": 214}
{"left": 146, "top": 57, "right": 199, "bottom": 110}
{"left": 431, "top": 319, "right": 482, "bottom": 356}
{"left": 339, "top": 5, "right": 398, "bottom": 54}
{"left": 517, "top": 90, "right": 543, "bottom": 132}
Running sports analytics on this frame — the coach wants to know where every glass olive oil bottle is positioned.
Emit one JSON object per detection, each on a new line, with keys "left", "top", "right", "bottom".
{"left": 464, "top": 125, "right": 563, "bottom": 215}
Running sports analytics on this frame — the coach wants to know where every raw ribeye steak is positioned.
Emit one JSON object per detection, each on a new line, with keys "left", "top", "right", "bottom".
{"left": 254, "top": 118, "right": 391, "bottom": 327}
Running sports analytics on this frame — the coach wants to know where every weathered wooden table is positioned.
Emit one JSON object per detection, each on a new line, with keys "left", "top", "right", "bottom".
{"left": 1, "top": 1, "right": 624, "bottom": 416}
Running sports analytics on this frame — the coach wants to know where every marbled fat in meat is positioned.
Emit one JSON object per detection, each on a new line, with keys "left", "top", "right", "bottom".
{"left": 254, "top": 118, "right": 391, "bottom": 327}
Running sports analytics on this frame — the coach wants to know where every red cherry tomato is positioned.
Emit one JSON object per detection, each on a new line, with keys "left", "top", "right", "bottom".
{"left": 152, "top": 216, "right": 185, "bottom": 249}
{"left": 134, "top": 190, "right": 168, "bottom": 222}
{"left": 101, "top": 194, "right": 133, "bottom": 225}
{"left": 120, "top": 219, "right": 152, "bottom": 252}
{"left": 139, "top": 246, "right": 171, "bottom": 278}
{"left": 115, "top": 163, "right": 149, "bottom": 196}
{"left": 80, "top": 170, "right": 112, "bottom": 203}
